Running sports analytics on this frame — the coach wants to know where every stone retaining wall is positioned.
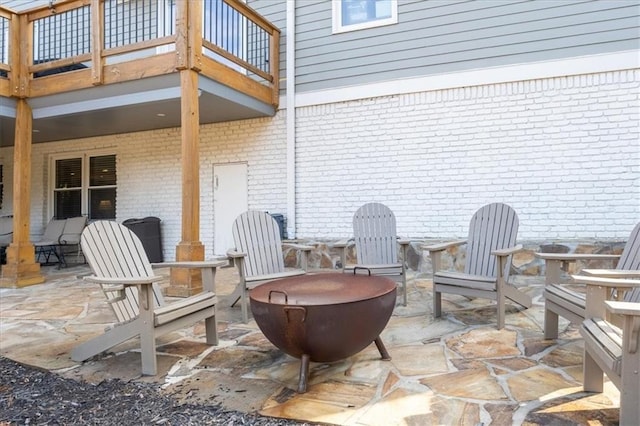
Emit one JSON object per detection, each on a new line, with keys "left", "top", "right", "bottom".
{"left": 283, "top": 238, "right": 628, "bottom": 278}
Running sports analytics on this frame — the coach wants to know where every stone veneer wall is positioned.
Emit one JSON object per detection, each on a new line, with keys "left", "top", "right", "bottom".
{"left": 283, "top": 238, "right": 628, "bottom": 278}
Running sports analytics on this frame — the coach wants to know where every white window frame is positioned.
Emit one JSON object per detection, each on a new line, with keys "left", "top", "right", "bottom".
{"left": 48, "top": 150, "right": 117, "bottom": 220}
{"left": 332, "top": 0, "right": 398, "bottom": 34}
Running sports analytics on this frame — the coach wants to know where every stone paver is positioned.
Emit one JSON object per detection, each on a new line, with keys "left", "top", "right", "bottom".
{"left": 0, "top": 265, "right": 622, "bottom": 425}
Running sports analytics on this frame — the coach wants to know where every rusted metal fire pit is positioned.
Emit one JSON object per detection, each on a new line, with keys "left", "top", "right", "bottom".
{"left": 249, "top": 272, "right": 396, "bottom": 393}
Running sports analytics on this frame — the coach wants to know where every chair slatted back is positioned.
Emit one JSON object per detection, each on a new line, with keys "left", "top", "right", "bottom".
{"left": 353, "top": 202, "right": 398, "bottom": 265}
{"left": 232, "top": 211, "right": 285, "bottom": 278}
{"left": 619, "top": 222, "right": 640, "bottom": 302}
{"left": 465, "top": 203, "right": 519, "bottom": 279}
{"left": 81, "top": 221, "right": 165, "bottom": 323}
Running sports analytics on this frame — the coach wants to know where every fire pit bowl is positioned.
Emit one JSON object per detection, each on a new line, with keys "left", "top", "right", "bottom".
{"left": 250, "top": 272, "right": 396, "bottom": 392}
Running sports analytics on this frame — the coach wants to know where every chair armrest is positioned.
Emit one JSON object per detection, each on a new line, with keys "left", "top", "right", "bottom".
{"left": 606, "top": 300, "right": 640, "bottom": 316}
{"left": 577, "top": 276, "right": 640, "bottom": 321}
{"left": 606, "top": 300, "right": 640, "bottom": 354}
{"left": 538, "top": 253, "right": 621, "bottom": 285}
{"left": 84, "top": 275, "right": 164, "bottom": 285}
{"left": 492, "top": 244, "right": 523, "bottom": 257}
{"left": 152, "top": 260, "right": 227, "bottom": 269}
{"left": 582, "top": 269, "right": 640, "bottom": 278}
{"left": 153, "top": 260, "right": 225, "bottom": 293}
{"left": 285, "top": 243, "right": 314, "bottom": 252}
{"left": 333, "top": 239, "right": 352, "bottom": 249}
{"left": 226, "top": 250, "right": 247, "bottom": 259}
{"left": 422, "top": 239, "right": 467, "bottom": 253}
{"left": 571, "top": 275, "right": 640, "bottom": 289}
{"left": 534, "top": 253, "right": 620, "bottom": 261}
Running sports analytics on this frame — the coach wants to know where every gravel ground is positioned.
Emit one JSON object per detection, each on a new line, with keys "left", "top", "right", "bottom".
{"left": 0, "top": 357, "right": 317, "bottom": 425}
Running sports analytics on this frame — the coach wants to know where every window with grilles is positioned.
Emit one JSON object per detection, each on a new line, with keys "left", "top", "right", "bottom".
{"left": 53, "top": 154, "right": 116, "bottom": 220}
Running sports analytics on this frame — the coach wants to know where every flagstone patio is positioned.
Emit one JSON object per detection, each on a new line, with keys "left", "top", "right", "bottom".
{"left": 0, "top": 264, "right": 621, "bottom": 425}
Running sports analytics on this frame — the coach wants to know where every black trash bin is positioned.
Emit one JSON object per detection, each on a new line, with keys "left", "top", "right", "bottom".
{"left": 269, "top": 213, "right": 286, "bottom": 240}
{"left": 123, "top": 217, "right": 163, "bottom": 263}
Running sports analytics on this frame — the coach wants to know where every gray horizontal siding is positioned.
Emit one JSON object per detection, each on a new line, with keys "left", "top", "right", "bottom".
{"left": 294, "top": 0, "right": 640, "bottom": 93}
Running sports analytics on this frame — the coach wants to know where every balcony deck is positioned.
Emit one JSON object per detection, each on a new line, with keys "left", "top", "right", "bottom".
{"left": 0, "top": 0, "right": 280, "bottom": 146}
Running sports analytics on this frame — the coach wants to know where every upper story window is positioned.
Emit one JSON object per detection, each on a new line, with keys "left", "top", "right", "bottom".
{"left": 52, "top": 153, "right": 116, "bottom": 220}
{"left": 332, "top": 0, "right": 397, "bottom": 34}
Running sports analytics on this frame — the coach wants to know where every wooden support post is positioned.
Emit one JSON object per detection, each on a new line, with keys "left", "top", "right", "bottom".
{"left": 168, "top": 67, "right": 204, "bottom": 297}
{"left": 168, "top": 0, "right": 206, "bottom": 297}
{"left": 0, "top": 99, "right": 44, "bottom": 288}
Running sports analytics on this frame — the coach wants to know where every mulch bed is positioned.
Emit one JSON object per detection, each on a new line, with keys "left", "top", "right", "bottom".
{"left": 0, "top": 357, "right": 314, "bottom": 425}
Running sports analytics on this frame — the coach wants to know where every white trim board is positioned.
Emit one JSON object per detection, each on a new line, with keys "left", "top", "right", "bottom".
{"left": 285, "top": 50, "right": 639, "bottom": 109}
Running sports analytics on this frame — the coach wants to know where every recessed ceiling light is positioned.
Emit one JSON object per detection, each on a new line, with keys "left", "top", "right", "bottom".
{"left": 33, "top": 129, "right": 40, "bottom": 133}
{"left": 156, "top": 113, "right": 166, "bottom": 117}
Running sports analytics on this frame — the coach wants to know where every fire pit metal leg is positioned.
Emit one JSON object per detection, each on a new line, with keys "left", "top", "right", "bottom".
{"left": 298, "top": 354, "right": 311, "bottom": 393}
{"left": 374, "top": 337, "right": 391, "bottom": 361}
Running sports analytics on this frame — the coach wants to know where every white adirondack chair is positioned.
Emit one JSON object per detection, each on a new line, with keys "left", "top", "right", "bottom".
{"left": 71, "top": 221, "right": 224, "bottom": 375}
{"left": 424, "top": 203, "right": 532, "bottom": 329}
{"left": 537, "top": 222, "right": 640, "bottom": 339}
{"left": 227, "top": 210, "right": 313, "bottom": 323}
{"left": 336, "top": 202, "right": 410, "bottom": 306}
{"left": 575, "top": 275, "right": 640, "bottom": 425}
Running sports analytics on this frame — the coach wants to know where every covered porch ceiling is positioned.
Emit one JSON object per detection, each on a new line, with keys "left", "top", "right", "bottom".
{"left": 0, "top": 73, "right": 276, "bottom": 146}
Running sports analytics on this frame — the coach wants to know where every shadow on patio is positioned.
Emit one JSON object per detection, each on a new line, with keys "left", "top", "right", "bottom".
{"left": 0, "top": 264, "right": 620, "bottom": 425}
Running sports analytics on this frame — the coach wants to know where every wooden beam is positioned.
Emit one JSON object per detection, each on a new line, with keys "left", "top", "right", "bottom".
{"left": 180, "top": 69, "right": 200, "bottom": 244}
{"left": 90, "top": 0, "right": 103, "bottom": 85}
{"left": 29, "top": 54, "right": 177, "bottom": 97}
{"left": 174, "top": 0, "right": 188, "bottom": 70}
{"left": 0, "top": 99, "right": 44, "bottom": 288}
{"left": 199, "top": 56, "right": 272, "bottom": 105}
{"left": 270, "top": 30, "right": 280, "bottom": 107}
{"left": 188, "top": 0, "right": 202, "bottom": 71}
{"left": 168, "top": 68, "right": 205, "bottom": 297}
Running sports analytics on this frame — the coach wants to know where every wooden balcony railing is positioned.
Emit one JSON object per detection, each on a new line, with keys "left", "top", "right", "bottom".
{"left": 0, "top": 0, "right": 279, "bottom": 106}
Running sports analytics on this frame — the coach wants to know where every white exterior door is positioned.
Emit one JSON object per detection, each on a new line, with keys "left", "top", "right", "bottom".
{"left": 213, "top": 162, "right": 248, "bottom": 255}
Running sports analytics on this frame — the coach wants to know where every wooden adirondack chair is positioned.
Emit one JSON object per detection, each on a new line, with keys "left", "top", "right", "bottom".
{"left": 575, "top": 275, "right": 640, "bottom": 425}
{"left": 227, "top": 210, "right": 313, "bottom": 323}
{"left": 424, "top": 203, "right": 532, "bottom": 329}
{"left": 336, "top": 202, "right": 410, "bottom": 306}
{"left": 537, "top": 222, "right": 640, "bottom": 339}
{"left": 71, "top": 221, "right": 224, "bottom": 375}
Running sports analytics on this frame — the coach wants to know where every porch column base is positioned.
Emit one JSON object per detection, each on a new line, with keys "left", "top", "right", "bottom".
{"left": 167, "top": 241, "right": 205, "bottom": 297}
{"left": 0, "top": 244, "right": 45, "bottom": 288}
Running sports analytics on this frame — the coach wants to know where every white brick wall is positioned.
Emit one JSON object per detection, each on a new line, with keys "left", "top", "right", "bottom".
{"left": 0, "top": 69, "right": 637, "bottom": 261}
{"left": 0, "top": 115, "right": 287, "bottom": 260}
{"left": 295, "top": 69, "right": 640, "bottom": 240}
